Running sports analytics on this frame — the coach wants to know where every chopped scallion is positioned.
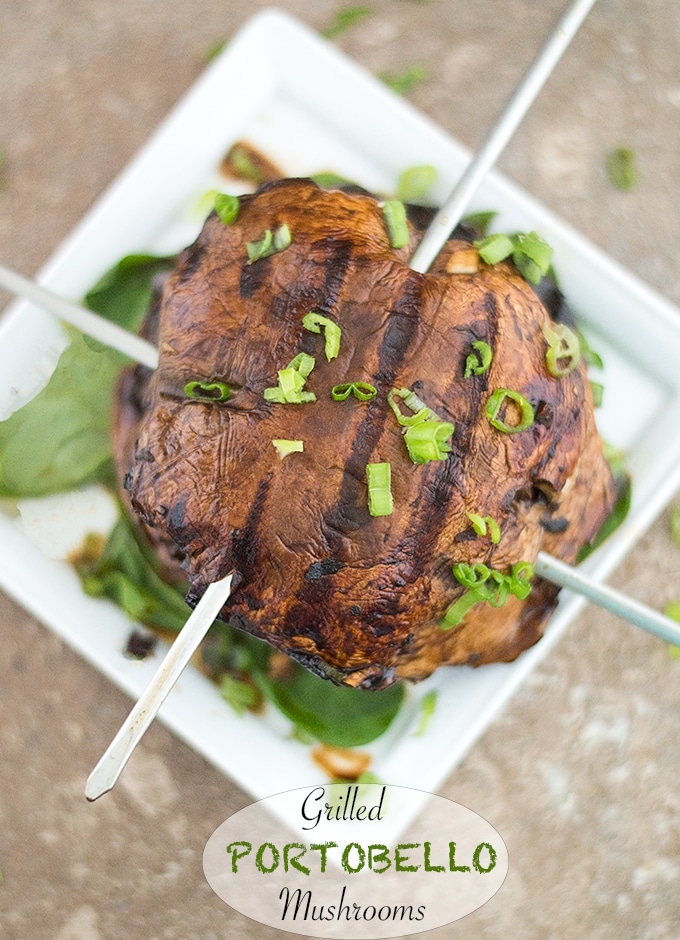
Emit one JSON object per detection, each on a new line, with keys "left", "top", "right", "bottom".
{"left": 331, "top": 382, "right": 377, "bottom": 401}
{"left": 475, "top": 230, "right": 553, "bottom": 285}
{"left": 322, "top": 5, "right": 372, "bottom": 39}
{"left": 184, "top": 380, "right": 231, "bottom": 402}
{"left": 395, "top": 165, "right": 437, "bottom": 204}
{"left": 671, "top": 505, "right": 680, "bottom": 550}
{"left": 382, "top": 200, "right": 410, "bottom": 249}
{"left": 246, "top": 224, "right": 291, "bottom": 263}
{"left": 366, "top": 462, "right": 393, "bottom": 517}
{"left": 264, "top": 353, "right": 316, "bottom": 404}
{"left": 214, "top": 192, "right": 240, "bottom": 225}
{"left": 412, "top": 690, "right": 437, "bottom": 737}
{"left": 486, "top": 388, "right": 534, "bottom": 433}
{"left": 542, "top": 322, "right": 581, "bottom": 377}
{"left": 272, "top": 439, "right": 304, "bottom": 459}
{"left": 380, "top": 65, "right": 427, "bottom": 96}
{"left": 465, "top": 512, "right": 501, "bottom": 544}
{"left": 302, "top": 312, "right": 342, "bottom": 361}
{"left": 440, "top": 560, "right": 534, "bottom": 629}
{"left": 387, "top": 387, "right": 437, "bottom": 426}
{"left": 590, "top": 381, "right": 604, "bottom": 407}
{"left": 474, "top": 233, "right": 515, "bottom": 265}
{"left": 464, "top": 340, "right": 493, "bottom": 377}
{"left": 607, "top": 147, "right": 637, "bottom": 191}
{"left": 403, "top": 420, "right": 454, "bottom": 464}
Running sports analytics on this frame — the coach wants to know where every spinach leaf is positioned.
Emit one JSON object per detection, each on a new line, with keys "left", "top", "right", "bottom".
{"left": 84, "top": 253, "right": 174, "bottom": 332}
{"left": 266, "top": 666, "right": 405, "bottom": 747}
{"left": 74, "top": 511, "right": 191, "bottom": 632}
{"left": 0, "top": 336, "right": 124, "bottom": 498}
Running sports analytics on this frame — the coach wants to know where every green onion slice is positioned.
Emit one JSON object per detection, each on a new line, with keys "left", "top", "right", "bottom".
{"left": 474, "top": 233, "right": 515, "bottom": 265}
{"left": 486, "top": 388, "right": 535, "bottom": 433}
{"left": 440, "top": 559, "right": 534, "bottom": 629}
{"left": 366, "top": 462, "right": 393, "bottom": 517}
{"left": 474, "top": 230, "right": 553, "bottom": 285}
{"left": 302, "top": 312, "right": 342, "bottom": 361}
{"left": 264, "top": 353, "right": 316, "bottom": 404}
{"left": 542, "top": 322, "right": 581, "bottom": 377}
{"left": 246, "top": 224, "right": 291, "bottom": 263}
{"left": 590, "top": 381, "right": 604, "bottom": 407}
{"left": 214, "top": 193, "right": 240, "bottom": 225}
{"left": 464, "top": 340, "right": 493, "bottom": 377}
{"left": 403, "top": 420, "right": 454, "bottom": 464}
{"left": 395, "top": 165, "right": 437, "bottom": 204}
{"left": 387, "top": 387, "right": 437, "bottom": 426}
{"left": 272, "top": 439, "right": 304, "bottom": 459}
{"left": 607, "top": 147, "right": 637, "bottom": 191}
{"left": 466, "top": 512, "right": 501, "bottom": 544}
{"left": 331, "top": 382, "right": 377, "bottom": 401}
{"left": 381, "top": 200, "right": 410, "bottom": 249}
{"left": 184, "top": 380, "right": 231, "bottom": 402}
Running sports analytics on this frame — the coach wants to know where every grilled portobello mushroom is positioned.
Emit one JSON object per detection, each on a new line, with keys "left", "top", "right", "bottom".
{"left": 113, "top": 178, "right": 616, "bottom": 690}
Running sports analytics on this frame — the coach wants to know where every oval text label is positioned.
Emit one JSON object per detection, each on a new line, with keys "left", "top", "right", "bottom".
{"left": 203, "top": 784, "right": 508, "bottom": 937}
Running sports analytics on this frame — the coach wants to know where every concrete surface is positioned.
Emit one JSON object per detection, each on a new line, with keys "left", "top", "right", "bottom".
{"left": 1, "top": 1, "right": 679, "bottom": 937}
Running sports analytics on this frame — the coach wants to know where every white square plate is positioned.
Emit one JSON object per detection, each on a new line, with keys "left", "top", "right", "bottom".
{"left": 2, "top": 9, "right": 680, "bottom": 823}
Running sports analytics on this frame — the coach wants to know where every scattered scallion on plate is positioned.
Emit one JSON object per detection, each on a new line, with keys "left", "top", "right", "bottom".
{"left": 395, "top": 165, "right": 437, "bottom": 204}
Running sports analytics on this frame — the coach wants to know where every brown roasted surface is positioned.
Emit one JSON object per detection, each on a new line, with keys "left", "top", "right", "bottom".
{"left": 113, "top": 178, "right": 616, "bottom": 689}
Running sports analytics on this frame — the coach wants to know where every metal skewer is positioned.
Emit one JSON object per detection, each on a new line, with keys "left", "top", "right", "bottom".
{"left": 409, "top": 0, "right": 598, "bottom": 273}
{"left": 0, "top": 261, "right": 159, "bottom": 369}
{"left": 85, "top": 572, "right": 234, "bottom": 801}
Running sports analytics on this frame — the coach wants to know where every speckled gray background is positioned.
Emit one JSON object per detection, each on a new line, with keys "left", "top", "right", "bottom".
{"left": 1, "top": 2, "right": 679, "bottom": 938}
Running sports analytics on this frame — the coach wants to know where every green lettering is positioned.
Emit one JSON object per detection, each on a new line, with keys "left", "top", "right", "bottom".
{"left": 225, "top": 841, "right": 252, "bottom": 873}
{"left": 368, "top": 844, "right": 391, "bottom": 874}
{"left": 309, "top": 842, "right": 337, "bottom": 873}
{"left": 284, "top": 842, "right": 310, "bottom": 875}
{"left": 395, "top": 843, "right": 420, "bottom": 872}
{"left": 448, "top": 842, "right": 470, "bottom": 872}
{"left": 473, "top": 842, "right": 497, "bottom": 873}
{"left": 255, "top": 842, "right": 280, "bottom": 873}
{"left": 423, "top": 841, "right": 445, "bottom": 872}
{"left": 341, "top": 843, "right": 366, "bottom": 874}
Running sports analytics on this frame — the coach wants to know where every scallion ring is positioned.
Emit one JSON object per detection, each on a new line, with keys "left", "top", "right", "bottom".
{"left": 486, "top": 388, "right": 535, "bottom": 433}
{"left": 184, "top": 380, "right": 231, "bottom": 402}
{"left": 464, "top": 340, "right": 493, "bottom": 377}
{"left": 542, "top": 322, "right": 581, "bottom": 377}
{"left": 465, "top": 512, "right": 501, "bottom": 544}
{"left": 331, "top": 382, "right": 377, "bottom": 402}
